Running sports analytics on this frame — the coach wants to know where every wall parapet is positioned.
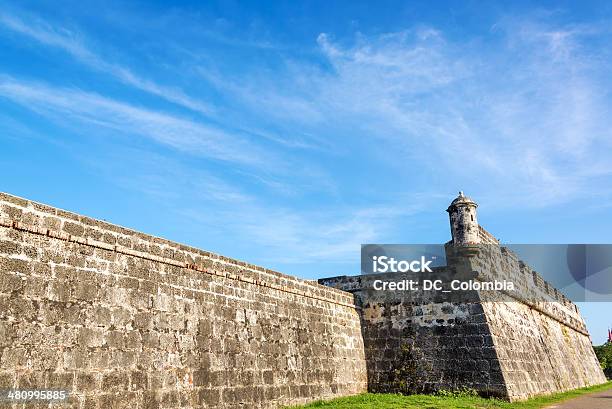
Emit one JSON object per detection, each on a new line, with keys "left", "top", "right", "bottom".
{"left": 478, "top": 226, "right": 499, "bottom": 244}
{"left": 451, "top": 228, "right": 588, "bottom": 335}
{"left": 0, "top": 192, "right": 357, "bottom": 309}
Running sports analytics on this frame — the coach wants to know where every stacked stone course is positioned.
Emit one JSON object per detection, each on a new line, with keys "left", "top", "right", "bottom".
{"left": 0, "top": 192, "right": 366, "bottom": 408}
{"left": 0, "top": 191, "right": 606, "bottom": 407}
{"left": 320, "top": 268, "right": 508, "bottom": 397}
{"left": 321, "top": 192, "right": 606, "bottom": 401}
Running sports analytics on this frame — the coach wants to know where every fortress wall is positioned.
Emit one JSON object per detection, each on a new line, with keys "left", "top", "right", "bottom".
{"left": 321, "top": 234, "right": 606, "bottom": 401}
{"left": 0, "top": 193, "right": 367, "bottom": 409}
{"left": 477, "top": 226, "right": 499, "bottom": 245}
{"left": 481, "top": 295, "right": 607, "bottom": 400}
{"left": 467, "top": 242, "right": 582, "bottom": 324}
{"left": 320, "top": 271, "right": 508, "bottom": 398}
{"left": 465, "top": 239, "right": 607, "bottom": 400}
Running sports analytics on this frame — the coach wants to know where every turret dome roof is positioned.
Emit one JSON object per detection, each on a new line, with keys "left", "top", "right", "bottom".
{"left": 447, "top": 191, "right": 478, "bottom": 212}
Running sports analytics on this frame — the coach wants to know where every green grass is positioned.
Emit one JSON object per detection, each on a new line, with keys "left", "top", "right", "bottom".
{"left": 284, "top": 381, "right": 612, "bottom": 409}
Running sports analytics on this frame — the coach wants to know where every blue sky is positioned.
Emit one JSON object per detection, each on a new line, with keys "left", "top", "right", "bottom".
{"left": 0, "top": 1, "right": 611, "bottom": 343}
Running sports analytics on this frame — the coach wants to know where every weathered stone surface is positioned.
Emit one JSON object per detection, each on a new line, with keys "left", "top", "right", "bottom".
{"left": 0, "top": 192, "right": 367, "bottom": 409}
{"left": 0, "top": 191, "right": 605, "bottom": 407}
{"left": 321, "top": 192, "right": 606, "bottom": 401}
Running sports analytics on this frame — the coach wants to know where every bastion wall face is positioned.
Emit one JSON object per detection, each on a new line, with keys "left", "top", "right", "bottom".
{"left": 465, "top": 242, "right": 607, "bottom": 400}
{"left": 0, "top": 193, "right": 367, "bottom": 409}
{"left": 321, "top": 235, "right": 607, "bottom": 401}
{"left": 319, "top": 270, "right": 508, "bottom": 398}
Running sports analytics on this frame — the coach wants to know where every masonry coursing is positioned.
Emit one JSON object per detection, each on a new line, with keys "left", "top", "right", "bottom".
{"left": 0, "top": 192, "right": 606, "bottom": 408}
{"left": 0, "top": 193, "right": 366, "bottom": 408}
{"left": 320, "top": 193, "right": 605, "bottom": 401}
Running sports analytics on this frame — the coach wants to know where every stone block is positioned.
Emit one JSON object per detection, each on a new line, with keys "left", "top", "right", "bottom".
{"left": 62, "top": 222, "right": 85, "bottom": 237}
{"left": 23, "top": 276, "right": 47, "bottom": 299}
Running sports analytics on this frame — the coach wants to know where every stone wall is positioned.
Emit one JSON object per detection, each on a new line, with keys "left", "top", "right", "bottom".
{"left": 464, "top": 242, "right": 607, "bottom": 400}
{"left": 481, "top": 298, "right": 606, "bottom": 400}
{"left": 321, "top": 233, "right": 607, "bottom": 401}
{"left": 319, "top": 269, "right": 508, "bottom": 397}
{"left": 0, "top": 193, "right": 367, "bottom": 409}
{"left": 0, "top": 191, "right": 606, "bottom": 407}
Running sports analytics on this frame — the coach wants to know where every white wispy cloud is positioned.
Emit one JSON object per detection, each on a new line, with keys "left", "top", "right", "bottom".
{"left": 180, "top": 197, "right": 431, "bottom": 264}
{"left": 2, "top": 7, "right": 612, "bottom": 269}
{"left": 0, "top": 76, "right": 268, "bottom": 166}
{"left": 202, "top": 21, "right": 612, "bottom": 208}
{"left": 0, "top": 11, "right": 214, "bottom": 116}
{"left": 0, "top": 10, "right": 333, "bottom": 155}
{"left": 83, "top": 147, "right": 430, "bottom": 265}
